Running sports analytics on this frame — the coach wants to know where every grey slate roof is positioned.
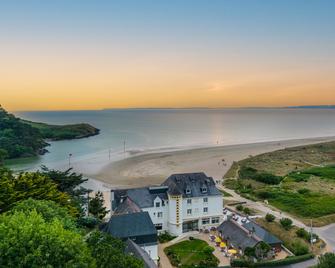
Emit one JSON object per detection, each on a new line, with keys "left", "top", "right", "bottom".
{"left": 162, "top": 172, "right": 221, "bottom": 197}
{"left": 125, "top": 239, "right": 157, "bottom": 268}
{"left": 218, "top": 220, "right": 260, "bottom": 250}
{"left": 101, "top": 212, "right": 157, "bottom": 240}
{"left": 113, "top": 186, "right": 168, "bottom": 209}
{"left": 114, "top": 197, "right": 142, "bottom": 215}
{"left": 242, "top": 221, "right": 282, "bottom": 246}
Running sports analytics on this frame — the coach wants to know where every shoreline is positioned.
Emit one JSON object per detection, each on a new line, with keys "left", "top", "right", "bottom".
{"left": 91, "top": 135, "right": 335, "bottom": 189}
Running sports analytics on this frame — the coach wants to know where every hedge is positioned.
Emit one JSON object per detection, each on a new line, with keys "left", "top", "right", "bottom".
{"left": 231, "top": 253, "right": 314, "bottom": 267}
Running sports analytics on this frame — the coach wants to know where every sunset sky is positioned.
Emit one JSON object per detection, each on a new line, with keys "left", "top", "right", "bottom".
{"left": 1, "top": 0, "right": 335, "bottom": 111}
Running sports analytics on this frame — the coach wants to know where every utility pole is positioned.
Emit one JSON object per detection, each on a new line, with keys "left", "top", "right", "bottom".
{"left": 109, "top": 148, "right": 111, "bottom": 160}
{"left": 310, "top": 219, "right": 313, "bottom": 247}
{"left": 86, "top": 191, "right": 90, "bottom": 217}
{"left": 123, "top": 140, "right": 126, "bottom": 154}
{"left": 68, "top": 153, "right": 72, "bottom": 167}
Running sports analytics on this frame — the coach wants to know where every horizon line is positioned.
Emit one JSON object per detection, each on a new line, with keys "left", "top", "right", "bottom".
{"left": 9, "top": 104, "right": 335, "bottom": 113}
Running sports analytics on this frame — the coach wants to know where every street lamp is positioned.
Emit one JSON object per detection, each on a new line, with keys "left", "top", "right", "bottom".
{"left": 68, "top": 153, "right": 72, "bottom": 167}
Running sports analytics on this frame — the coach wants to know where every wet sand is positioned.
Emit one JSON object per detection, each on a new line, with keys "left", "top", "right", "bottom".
{"left": 93, "top": 136, "right": 335, "bottom": 189}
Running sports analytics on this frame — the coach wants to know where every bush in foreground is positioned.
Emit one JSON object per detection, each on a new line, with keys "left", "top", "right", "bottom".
{"left": 0, "top": 210, "right": 94, "bottom": 267}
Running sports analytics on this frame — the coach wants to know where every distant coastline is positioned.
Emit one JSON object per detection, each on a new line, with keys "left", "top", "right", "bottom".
{"left": 0, "top": 106, "right": 100, "bottom": 161}
{"left": 102, "top": 105, "right": 335, "bottom": 111}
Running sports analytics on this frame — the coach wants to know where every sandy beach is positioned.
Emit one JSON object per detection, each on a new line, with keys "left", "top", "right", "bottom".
{"left": 93, "top": 136, "right": 335, "bottom": 189}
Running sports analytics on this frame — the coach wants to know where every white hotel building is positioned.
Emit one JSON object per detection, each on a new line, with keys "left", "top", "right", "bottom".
{"left": 111, "top": 172, "right": 224, "bottom": 236}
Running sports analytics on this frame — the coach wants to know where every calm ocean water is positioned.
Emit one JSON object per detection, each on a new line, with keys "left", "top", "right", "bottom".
{"left": 10, "top": 108, "right": 335, "bottom": 172}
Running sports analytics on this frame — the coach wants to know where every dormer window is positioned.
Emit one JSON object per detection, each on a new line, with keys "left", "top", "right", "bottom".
{"left": 201, "top": 186, "right": 207, "bottom": 193}
{"left": 185, "top": 187, "right": 191, "bottom": 195}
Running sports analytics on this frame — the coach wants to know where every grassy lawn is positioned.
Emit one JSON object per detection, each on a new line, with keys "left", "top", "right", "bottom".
{"left": 223, "top": 142, "right": 335, "bottom": 226}
{"left": 164, "top": 239, "right": 219, "bottom": 267}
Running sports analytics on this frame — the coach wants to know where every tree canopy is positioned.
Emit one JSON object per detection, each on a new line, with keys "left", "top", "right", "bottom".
{"left": 0, "top": 168, "right": 78, "bottom": 216}
{"left": 86, "top": 231, "right": 144, "bottom": 268}
{"left": 11, "top": 198, "right": 77, "bottom": 230}
{"left": 0, "top": 210, "right": 95, "bottom": 268}
{"left": 0, "top": 106, "right": 47, "bottom": 159}
{"left": 89, "top": 191, "right": 110, "bottom": 220}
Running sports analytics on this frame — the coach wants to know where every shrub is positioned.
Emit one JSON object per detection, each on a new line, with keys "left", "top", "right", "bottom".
{"left": 236, "top": 204, "right": 244, "bottom": 211}
{"left": 265, "top": 213, "right": 275, "bottom": 222}
{"left": 256, "top": 190, "right": 274, "bottom": 199}
{"left": 296, "top": 228, "right": 309, "bottom": 239}
{"left": 317, "top": 253, "right": 335, "bottom": 268}
{"left": 290, "top": 240, "right": 309, "bottom": 256}
{"left": 158, "top": 232, "right": 176, "bottom": 243}
{"left": 280, "top": 218, "right": 293, "bottom": 230}
{"left": 256, "top": 253, "right": 314, "bottom": 267}
{"left": 203, "top": 245, "right": 215, "bottom": 254}
{"left": 239, "top": 166, "right": 283, "bottom": 185}
{"left": 297, "top": 188, "right": 311, "bottom": 195}
{"left": 243, "top": 207, "right": 251, "bottom": 215}
{"left": 231, "top": 258, "right": 251, "bottom": 267}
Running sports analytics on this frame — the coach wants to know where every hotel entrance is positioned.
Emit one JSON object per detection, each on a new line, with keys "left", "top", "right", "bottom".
{"left": 182, "top": 220, "right": 199, "bottom": 233}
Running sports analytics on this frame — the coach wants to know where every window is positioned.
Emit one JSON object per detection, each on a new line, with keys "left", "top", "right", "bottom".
{"left": 157, "top": 212, "right": 163, "bottom": 218}
{"left": 187, "top": 209, "right": 192, "bottom": 215}
{"left": 162, "top": 200, "right": 165, "bottom": 206}
{"left": 187, "top": 199, "right": 192, "bottom": 205}
{"left": 202, "top": 218, "right": 210, "bottom": 225}
{"left": 211, "top": 217, "right": 220, "bottom": 224}
{"left": 155, "top": 223, "right": 163, "bottom": 230}
{"left": 155, "top": 202, "right": 160, "bottom": 207}
{"left": 201, "top": 186, "right": 207, "bottom": 193}
{"left": 203, "top": 197, "right": 208, "bottom": 203}
{"left": 203, "top": 207, "right": 208, "bottom": 213}
{"left": 185, "top": 187, "right": 191, "bottom": 194}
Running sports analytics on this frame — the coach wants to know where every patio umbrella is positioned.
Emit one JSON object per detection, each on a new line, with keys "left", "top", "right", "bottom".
{"left": 228, "top": 249, "right": 237, "bottom": 254}
{"left": 215, "top": 237, "right": 221, "bottom": 243}
{"left": 219, "top": 242, "right": 226, "bottom": 248}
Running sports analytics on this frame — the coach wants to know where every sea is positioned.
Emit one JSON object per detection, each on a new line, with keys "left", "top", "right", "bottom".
{"left": 9, "top": 108, "right": 335, "bottom": 175}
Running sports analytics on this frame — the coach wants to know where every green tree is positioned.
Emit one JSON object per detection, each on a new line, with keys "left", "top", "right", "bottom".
{"left": 244, "top": 247, "right": 256, "bottom": 258}
{"left": 0, "top": 171, "right": 78, "bottom": 216}
{"left": 317, "top": 253, "right": 335, "bottom": 268}
{"left": 0, "top": 210, "right": 95, "bottom": 268}
{"left": 11, "top": 198, "right": 77, "bottom": 230}
{"left": 255, "top": 241, "right": 271, "bottom": 259}
{"left": 40, "top": 166, "right": 88, "bottom": 196}
{"left": 280, "top": 217, "right": 293, "bottom": 230}
{"left": 89, "top": 191, "right": 109, "bottom": 220}
{"left": 86, "top": 231, "right": 143, "bottom": 268}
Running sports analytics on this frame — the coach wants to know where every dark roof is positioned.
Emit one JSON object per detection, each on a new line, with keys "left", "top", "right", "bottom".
{"left": 162, "top": 172, "right": 221, "bottom": 197}
{"left": 242, "top": 221, "right": 282, "bottom": 245}
{"left": 218, "top": 220, "right": 260, "bottom": 250}
{"left": 113, "top": 186, "right": 168, "bottom": 209}
{"left": 114, "top": 197, "right": 142, "bottom": 215}
{"left": 125, "top": 239, "right": 157, "bottom": 268}
{"left": 101, "top": 212, "right": 157, "bottom": 241}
